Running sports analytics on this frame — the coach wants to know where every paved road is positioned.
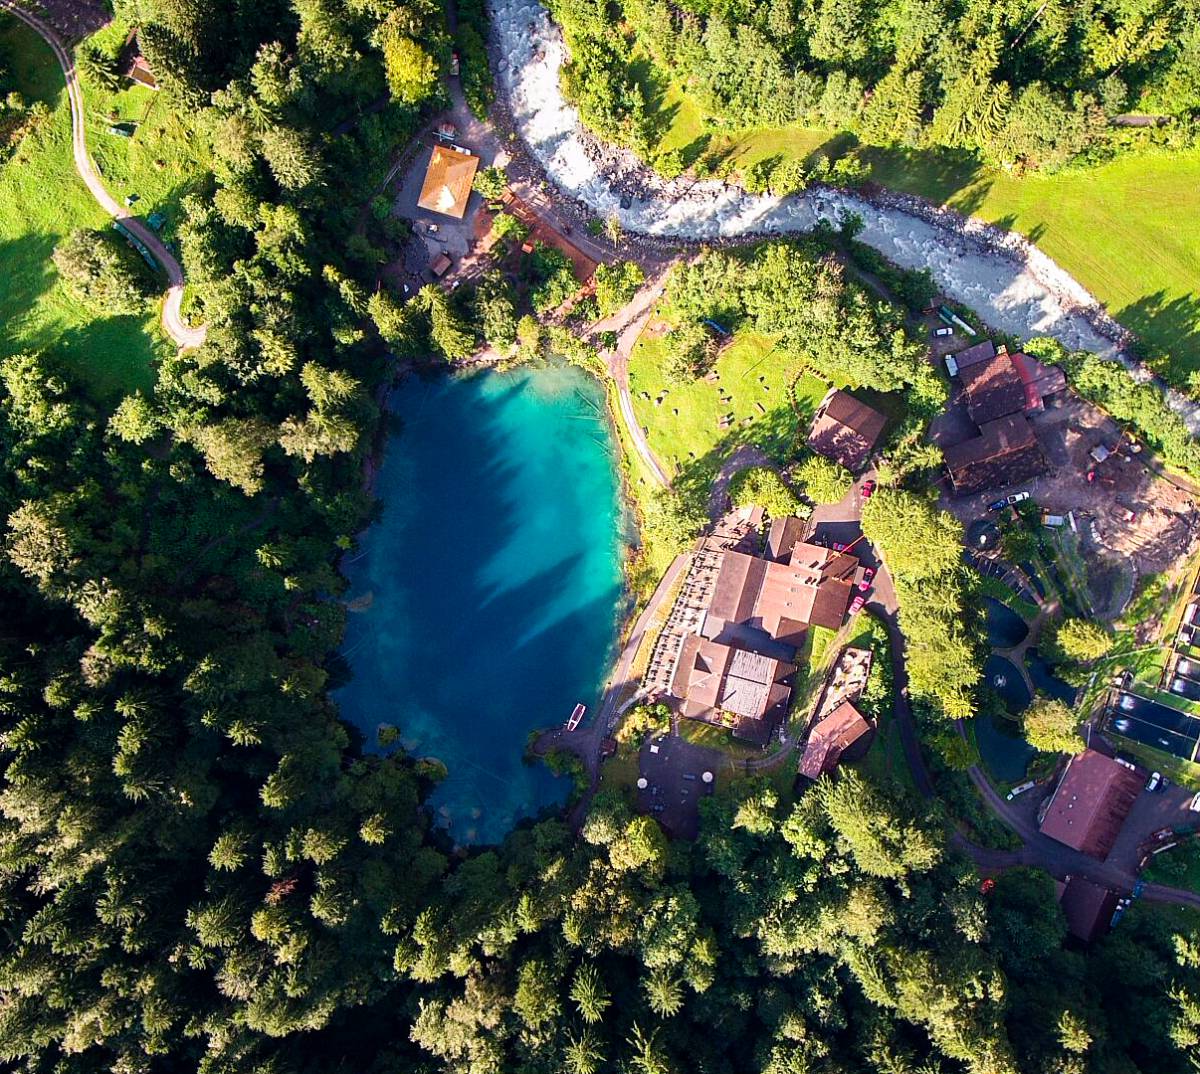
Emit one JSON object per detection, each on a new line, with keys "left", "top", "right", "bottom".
{"left": 1, "top": 0, "right": 205, "bottom": 349}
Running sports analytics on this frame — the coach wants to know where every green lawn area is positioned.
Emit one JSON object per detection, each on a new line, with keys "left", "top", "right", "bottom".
{"left": 1143, "top": 839, "right": 1200, "bottom": 894}
{"left": 627, "top": 330, "right": 830, "bottom": 482}
{"left": 0, "top": 15, "right": 211, "bottom": 399}
{"left": 631, "top": 51, "right": 1200, "bottom": 381}
{"left": 851, "top": 698, "right": 916, "bottom": 797}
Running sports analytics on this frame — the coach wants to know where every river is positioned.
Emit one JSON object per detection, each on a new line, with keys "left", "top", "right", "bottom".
{"left": 337, "top": 364, "right": 627, "bottom": 844}
{"left": 488, "top": 0, "right": 1200, "bottom": 432}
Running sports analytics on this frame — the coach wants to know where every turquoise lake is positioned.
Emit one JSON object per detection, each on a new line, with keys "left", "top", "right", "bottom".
{"left": 337, "top": 364, "right": 627, "bottom": 845}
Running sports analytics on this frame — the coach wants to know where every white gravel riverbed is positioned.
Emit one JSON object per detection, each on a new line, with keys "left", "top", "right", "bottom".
{"left": 490, "top": 0, "right": 1200, "bottom": 432}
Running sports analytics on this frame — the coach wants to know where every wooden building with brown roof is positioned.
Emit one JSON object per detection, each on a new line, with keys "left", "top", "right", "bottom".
{"left": 670, "top": 636, "right": 795, "bottom": 745}
{"left": 1038, "top": 749, "right": 1143, "bottom": 859}
{"left": 942, "top": 412, "right": 1048, "bottom": 495}
{"left": 1056, "top": 876, "right": 1122, "bottom": 943}
{"left": 807, "top": 389, "right": 887, "bottom": 472}
{"left": 702, "top": 541, "right": 858, "bottom": 648}
{"left": 799, "top": 700, "right": 872, "bottom": 780}
{"left": 417, "top": 144, "right": 480, "bottom": 219}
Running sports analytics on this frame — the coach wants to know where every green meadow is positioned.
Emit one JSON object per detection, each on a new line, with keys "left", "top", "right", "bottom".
{"left": 0, "top": 15, "right": 211, "bottom": 399}
{"left": 634, "top": 56, "right": 1200, "bottom": 383}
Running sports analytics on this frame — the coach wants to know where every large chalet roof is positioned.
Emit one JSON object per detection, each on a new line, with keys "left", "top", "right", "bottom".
{"left": 705, "top": 543, "right": 857, "bottom": 641}
{"left": 670, "top": 636, "right": 794, "bottom": 734}
{"left": 417, "top": 144, "right": 479, "bottom": 219}
{"left": 1039, "top": 749, "right": 1143, "bottom": 859}
{"left": 807, "top": 389, "right": 887, "bottom": 472}
{"left": 960, "top": 351, "right": 1027, "bottom": 424}
{"left": 799, "top": 700, "right": 872, "bottom": 780}
{"left": 943, "top": 412, "right": 1047, "bottom": 496}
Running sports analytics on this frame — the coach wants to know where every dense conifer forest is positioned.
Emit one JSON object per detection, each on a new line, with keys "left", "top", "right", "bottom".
{"left": 0, "top": 2, "right": 1199, "bottom": 1072}
{"left": 549, "top": 0, "right": 1200, "bottom": 170}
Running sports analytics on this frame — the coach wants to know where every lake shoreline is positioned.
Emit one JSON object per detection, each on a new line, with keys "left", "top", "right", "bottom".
{"left": 341, "top": 357, "right": 635, "bottom": 844}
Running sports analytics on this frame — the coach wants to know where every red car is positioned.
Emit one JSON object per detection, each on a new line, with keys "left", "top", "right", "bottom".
{"left": 832, "top": 542, "right": 849, "bottom": 552}
{"left": 848, "top": 595, "right": 866, "bottom": 616}
{"left": 861, "top": 480, "right": 876, "bottom": 498}
{"left": 858, "top": 567, "right": 875, "bottom": 593}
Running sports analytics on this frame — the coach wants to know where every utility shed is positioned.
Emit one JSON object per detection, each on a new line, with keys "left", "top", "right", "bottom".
{"left": 799, "top": 700, "right": 871, "bottom": 780}
{"left": 417, "top": 144, "right": 480, "bottom": 218}
{"left": 1039, "top": 749, "right": 1143, "bottom": 859}
{"left": 1057, "top": 876, "right": 1122, "bottom": 943}
{"left": 807, "top": 389, "right": 887, "bottom": 472}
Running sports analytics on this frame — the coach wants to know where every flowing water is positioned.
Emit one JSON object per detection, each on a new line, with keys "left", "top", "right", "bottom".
{"left": 337, "top": 364, "right": 626, "bottom": 844}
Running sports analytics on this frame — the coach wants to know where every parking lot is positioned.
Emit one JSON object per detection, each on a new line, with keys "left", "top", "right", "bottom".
{"left": 636, "top": 735, "right": 720, "bottom": 840}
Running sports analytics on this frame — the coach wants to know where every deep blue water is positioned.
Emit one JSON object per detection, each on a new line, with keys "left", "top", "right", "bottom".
{"left": 1027, "top": 649, "right": 1078, "bottom": 706}
{"left": 337, "top": 365, "right": 626, "bottom": 844}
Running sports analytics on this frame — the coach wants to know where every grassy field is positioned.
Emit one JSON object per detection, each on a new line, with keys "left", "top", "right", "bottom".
{"left": 0, "top": 15, "right": 210, "bottom": 399}
{"left": 627, "top": 330, "right": 830, "bottom": 481}
{"left": 632, "top": 54, "right": 1200, "bottom": 382}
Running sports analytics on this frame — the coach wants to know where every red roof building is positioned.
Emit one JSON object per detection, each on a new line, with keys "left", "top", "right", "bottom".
{"left": 1056, "top": 876, "right": 1122, "bottom": 943}
{"left": 799, "top": 700, "right": 872, "bottom": 779}
{"left": 703, "top": 541, "right": 858, "bottom": 645}
{"left": 807, "top": 389, "right": 887, "bottom": 472}
{"left": 1038, "top": 749, "right": 1143, "bottom": 859}
{"left": 670, "top": 636, "right": 795, "bottom": 746}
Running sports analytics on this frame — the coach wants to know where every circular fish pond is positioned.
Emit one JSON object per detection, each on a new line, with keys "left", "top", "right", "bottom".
{"left": 984, "top": 653, "right": 1032, "bottom": 713}
{"left": 984, "top": 596, "right": 1029, "bottom": 649}
{"left": 974, "top": 708, "right": 1037, "bottom": 783}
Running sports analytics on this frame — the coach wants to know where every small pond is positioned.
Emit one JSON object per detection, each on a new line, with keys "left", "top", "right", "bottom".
{"left": 984, "top": 596, "right": 1029, "bottom": 649}
{"left": 974, "top": 709, "right": 1037, "bottom": 783}
{"left": 984, "top": 653, "right": 1033, "bottom": 713}
{"left": 337, "top": 364, "right": 627, "bottom": 844}
{"left": 1027, "top": 649, "right": 1079, "bottom": 706}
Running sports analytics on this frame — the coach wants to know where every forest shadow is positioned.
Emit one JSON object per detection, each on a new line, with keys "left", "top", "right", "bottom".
{"left": 0, "top": 232, "right": 58, "bottom": 345}
{"left": 1116, "top": 288, "right": 1200, "bottom": 385}
{"left": 858, "top": 145, "right": 993, "bottom": 217}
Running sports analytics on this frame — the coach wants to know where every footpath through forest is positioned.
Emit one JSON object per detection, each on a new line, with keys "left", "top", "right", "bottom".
{"left": 0, "top": 0, "right": 206, "bottom": 350}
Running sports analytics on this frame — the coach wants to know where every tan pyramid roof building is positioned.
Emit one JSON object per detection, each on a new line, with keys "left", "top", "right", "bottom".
{"left": 417, "top": 145, "right": 480, "bottom": 219}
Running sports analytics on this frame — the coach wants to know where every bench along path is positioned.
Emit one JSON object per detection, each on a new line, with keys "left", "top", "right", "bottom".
{"left": 1, "top": 0, "right": 205, "bottom": 350}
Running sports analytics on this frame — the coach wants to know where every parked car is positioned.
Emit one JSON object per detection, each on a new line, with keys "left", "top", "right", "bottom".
{"left": 833, "top": 542, "right": 849, "bottom": 552}
{"left": 1190, "top": 792, "right": 1200, "bottom": 812}
{"left": 987, "top": 498, "right": 1008, "bottom": 512}
{"left": 1006, "top": 780, "right": 1036, "bottom": 801}
{"left": 1115, "top": 757, "right": 1137, "bottom": 771}
{"left": 1152, "top": 827, "right": 1175, "bottom": 841}
{"left": 1146, "top": 771, "right": 1163, "bottom": 793}
{"left": 858, "top": 567, "right": 876, "bottom": 593}
{"left": 861, "top": 479, "right": 876, "bottom": 498}
{"left": 1007, "top": 491, "right": 1030, "bottom": 505}
{"left": 934, "top": 326, "right": 953, "bottom": 337}
{"left": 848, "top": 595, "right": 866, "bottom": 616}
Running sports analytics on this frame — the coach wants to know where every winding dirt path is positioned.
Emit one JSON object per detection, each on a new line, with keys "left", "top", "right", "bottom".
{"left": 1, "top": 0, "right": 205, "bottom": 350}
{"left": 587, "top": 270, "right": 673, "bottom": 486}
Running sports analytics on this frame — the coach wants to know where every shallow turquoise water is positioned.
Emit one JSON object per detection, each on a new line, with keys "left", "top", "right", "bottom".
{"left": 337, "top": 364, "right": 626, "bottom": 845}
